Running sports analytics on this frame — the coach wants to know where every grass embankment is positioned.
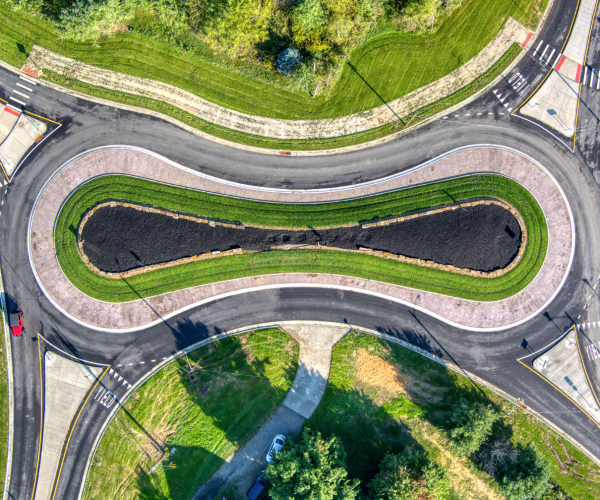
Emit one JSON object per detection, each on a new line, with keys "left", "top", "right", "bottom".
{"left": 39, "top": 44, "right": 521, "bottom": 152}
{"left": 83, "top": 328, "right": 298, "bottom": 500}
{"left": 0, "top": 321, "right": 8, "bottom": 494}
{"left": 55, "top": 174, "right": 548, "bottom": 303}
{"left": 0, "top": 0, "right": 542, "bottom": 121}
{"left": 306, "top": 333, "right": 599, "bottom": 500}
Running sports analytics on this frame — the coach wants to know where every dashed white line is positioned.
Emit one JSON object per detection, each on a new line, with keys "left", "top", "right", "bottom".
{"left": 140, "top": 361, "right": 145, "bottom": 364}
{"left": 16, "top": 82, "right": 33, "bottom": 92}
{"left": 151, "top": 359, "right": 156, "bottom": 362}
{"left": 128, "top": 362, "right": 133, "bottom": 365}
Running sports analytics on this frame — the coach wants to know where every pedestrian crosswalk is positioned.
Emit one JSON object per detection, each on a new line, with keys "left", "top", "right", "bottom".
{"left": 535, "top": 40, "right": 563, "bottom": 69}
{"left": 579, "top": 65, "right": 600, "bottom": 89}
{"left": 8, "top": 75, "right": 36, "bottom": 108}
{"left": 584, "top": 342, "right": 600, "bottom": 362}
{"left": 94, "top": 367, "right": 133, "bottom": 409}
{"left": 94, "top": 386, "right": 117, "bottom": 409}
{"left": 508, "top": 73, "right": 530, "bottom": 97}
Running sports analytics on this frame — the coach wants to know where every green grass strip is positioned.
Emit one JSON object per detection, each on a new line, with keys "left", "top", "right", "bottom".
{"left": 55, "top": 174, "right": 548, "bottom": 303}
{"left": 0, "top": 0, "right": 543, "bottom": 121}
{"left": 39, "top": 44, "right": 521, "bottom": 152}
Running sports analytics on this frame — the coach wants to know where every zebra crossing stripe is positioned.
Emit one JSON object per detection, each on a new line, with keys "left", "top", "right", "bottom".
{"left": 546, "top": 48, "right": 555, "bottom": 66}
{"left": 540, "top": 44, "right": 550, "bottom": 62}
{"left": 584, "top": 66, "right": 588, "bottom": 86}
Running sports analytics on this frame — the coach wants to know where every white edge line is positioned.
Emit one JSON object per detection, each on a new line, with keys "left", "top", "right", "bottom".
{"left": 38, "top": 333, "right": 109, "bottom": 368}
{"left": 518, "top": 327, "right": 573, "bottom": 361}
{"left": 9, "top": 125, "right": 61, "bottom": 182}
{"left": 0, "top": 271, "right": 14, "bottom": 500}
{"left": 27, "top": 144, "right": 576, "bottom": 334}
{"left": 512, "top": 113, "right": 574, "bottom": 151}
{"left": 8, "top": 97, "right": 25, "bottom": 106}
{"left": 77, "top": 320, "right": 600, "bottom": 500}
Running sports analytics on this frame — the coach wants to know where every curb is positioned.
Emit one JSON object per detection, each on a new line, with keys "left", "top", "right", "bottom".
{"left": 0, "top": 270, "right": 14, "bottom": 500}
{"left": 77, "top": 320, "right": 600, "bottom": 500}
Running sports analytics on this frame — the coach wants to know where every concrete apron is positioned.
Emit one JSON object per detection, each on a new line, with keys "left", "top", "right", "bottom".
{"left": 521, "top": 0, "right": 598, "bottom": 137}
{"left": 533, "top": 329, "right": 600, "bottom": 423}
{"left": 34, "top": 352, "right": 102, "bottom": 500}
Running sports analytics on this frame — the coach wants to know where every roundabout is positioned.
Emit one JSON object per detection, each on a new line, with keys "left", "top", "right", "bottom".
{"left": 2, "top": 0, "right": 600, "bottom": 496}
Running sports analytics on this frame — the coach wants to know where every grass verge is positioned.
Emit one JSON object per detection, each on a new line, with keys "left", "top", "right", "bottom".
{"left": 305, "top": 333, "right": 598, "bottom": 499}
{"left": 39, "top": 43, "right": 521, "bottom": 152}
{"left": 55, "top": 174, "right": 548, "bottom": 303}
{"left": 0, "top": 321, "right": 8, "bottom": 494}
{"left": 0, "top": 0, "right": 543, "bottom": 121}
{"left": 83, "top": 328, "right": 298, "bottom": 500}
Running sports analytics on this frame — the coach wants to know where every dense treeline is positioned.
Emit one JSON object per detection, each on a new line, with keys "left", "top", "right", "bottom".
{"left": 7, "top": 0, "right": 462, "bottom": 92}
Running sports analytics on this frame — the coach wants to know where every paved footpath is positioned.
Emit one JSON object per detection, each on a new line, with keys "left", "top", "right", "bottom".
{"left": 23, "top": 19, "right": 529, "bottom": 140}
{"left": 29, "top": 146, "right": 573, "bottom": 332}
{"left": 192, "top": 324, "right": 348, "bottom": 500}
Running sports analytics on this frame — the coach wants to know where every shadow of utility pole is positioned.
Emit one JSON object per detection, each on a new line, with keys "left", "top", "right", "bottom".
{"left": 347, "top": 63, "right": 405, "bottom": 125}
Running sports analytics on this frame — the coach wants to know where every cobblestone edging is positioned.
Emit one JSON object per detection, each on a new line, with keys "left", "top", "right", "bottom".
{"left": 75, "top": 198, "right": 527, "bottom": 280}
{"left": 23, "top": 19, "right": 529, "bottom": 140}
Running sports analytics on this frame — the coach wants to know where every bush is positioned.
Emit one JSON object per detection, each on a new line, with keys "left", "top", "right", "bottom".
{"left": 265, "top": 428, "right": 360, "bottom": 500}
{"left": 497, "top": 443, "right": 551, "bottom": 500}
{"left": 369, "top": 449, "right": 451, "bottom": 500}
{"left": 442, "top": 398, "right": 500, "bottom": 456}
{"left": 276, "top": 47, "right": 303, "bottom": 76}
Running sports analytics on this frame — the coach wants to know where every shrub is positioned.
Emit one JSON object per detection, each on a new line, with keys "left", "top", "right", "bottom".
{"left": 265, "top": 428, "right": 360, "bottom": 500}
{"left": 442, "top": 398, "right": 500, "bottom": 456}
{"left": 497, "top": 443, "right": 551, "bottom": 500}
{"left": 369, "top": 449, "right": 451, "bottom": 500}
{"left": 276, "top": 47, "right": 303, "bottom": 76}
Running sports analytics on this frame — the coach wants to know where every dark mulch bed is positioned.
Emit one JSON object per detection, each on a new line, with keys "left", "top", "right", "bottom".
{"left": 81, "top": 204, "right": 521, "bottom": 273}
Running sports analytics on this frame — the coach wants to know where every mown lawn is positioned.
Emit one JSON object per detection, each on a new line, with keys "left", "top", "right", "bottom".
{"left": 55, "top": 174, "right": 548, "bottom": 303}
{"left": 39, "top": 43, "right": 521, "bottom": 152}
{"left": 83, "top": 328, "right": 298, "bottom": 500}
{"left": 0, "top": 0, "right": 545, "bottom": 121}
{"left": 306, "top": 333, "right": 599, "bottom": 499}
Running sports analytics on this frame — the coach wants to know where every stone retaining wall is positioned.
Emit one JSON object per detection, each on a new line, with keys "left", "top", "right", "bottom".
{"left": 76, "top": 198, "right": 527, "bottom": 280}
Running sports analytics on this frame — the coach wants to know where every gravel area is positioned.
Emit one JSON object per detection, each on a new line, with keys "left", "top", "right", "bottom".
{"left": 82, "top": 203, "right": 521, "bottom": 273}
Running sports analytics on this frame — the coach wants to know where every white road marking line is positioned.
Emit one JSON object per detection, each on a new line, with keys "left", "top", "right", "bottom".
{"left": 597, "top": 76, "right": 599, "bottom": 90}
{"left": 112, "top": 371, "right": 117, "bottom": 378}
{"left": 593, "top": 322, "right": 597, "bottom": 328}
{"left": 118, "top": 375, "right": 123, "bottom": 381}
{"left": 584, "top": 304, "right": 587, "bottom": 309}
{"left": 477, "top": 112, "right": 482, "bottom": 115}
{"left": 19, "top": 75, "right": 37, "bottom": 85}
{"left": 16, "top": 82, "right": 33, "bottom": 92}
{"left": 94, "top": 388, "right": 106, "bottom": 400}
{"left": 591, "top": 72, "right": 595, "bottom": 88}
{"left": 589, "top": 295, "right": 592, "bottom": 300}
{"left": 500, "top": 112, "right": 504, "bottom": 115}
{"left": 536, "top": 40, "right": 544, "bottom": 53}
{"left": 578, "top": 315, "right": 582, "bottom": 319}
{"left": 151, "top": 359, "right": 156, "bottom": 362}
{"left": 443, "top": 116, "right": 448, "bottom": 119}
{"left": 583, "top": 66, "right": 588, "bottom": 86}
{"left": 162, "top": 357, "right": 167, "bottom": 360}
{"left": 128, "top": 362, "right": 133, "bottom": 365}
{"left": 140, "top": 361, "right": 145, "bottom": 364}
{"left": 595, "top": 284, "right": 597, "bottom": 289}
{"left": 509, "top": 73, "right": 521, "bottom": 83}
{"left": 546, "top": 48, "right": 555, "bottom": 65}
{"left": 12, "top": 90, "right": 29, "bottom": 99}
{"left": 117, "top": 364, "right": 121, "bottom": 367}
{"left": 454, "top": 115, "right": 459, "bottom": 117}
{"left": 519, "top": 85, "right": 530, "bottom": 96}
{"left": 9, "top": 96, "right": 26, "bottom": 106}
{"left": 540, "top": 44, "right": 550, "bottom": 62}
{"left": 466, "top": 113, "right": 471, "bottom": 116}
{"left": 552, "top": 52, "right": 562, "bottom": 68}
{"left": 127, "top": 384, "right": 132, "bottom": 389}
{"left": 587, "top": 345, "right": 592, "bottom": 361}
{"left": 488, "top": 112, "right": 493, "bottom": 115}
{"left": 109, "top": 368, "right": 114, "bottom": 374}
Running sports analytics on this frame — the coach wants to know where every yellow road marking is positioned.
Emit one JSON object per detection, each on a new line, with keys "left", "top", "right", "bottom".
{"left": 50, "top": 366, "right": 109, "bottom": 500}
{"left": 575, "top": 325, "right": 600, "bottom": 409}
{"left": 517, "top": 358, "right": 600, "bottom": 429}
{"left": 31, "top": 335, "right": 44, "bottom": 500}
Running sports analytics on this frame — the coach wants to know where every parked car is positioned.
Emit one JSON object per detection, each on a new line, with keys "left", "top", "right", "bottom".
{"left": 9, "top": 309, "right": 23, "bottom": 336}
{"left": 247, "top": 470, "right": 268, "bottom": 500}
{"left": 266, "top": 434, "right": 285, "bottom": 463}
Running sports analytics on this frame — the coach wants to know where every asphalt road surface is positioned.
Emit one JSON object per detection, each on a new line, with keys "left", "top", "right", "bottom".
{"left": 3, "top": 0, "right": 600, "bottom": 498}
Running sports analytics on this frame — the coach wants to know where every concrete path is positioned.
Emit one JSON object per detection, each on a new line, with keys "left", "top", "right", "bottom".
{"left": 192, "top": 323, "right": 346, "bottom": 499}
{"left": 282, "top": 323, "right": 349, "bottom": 418}
{"left": 23, "top": 19, "right": 529, "bottom": 140}
{"left": 28, "top": 146, "right": 574, "bottom": 332}
{"left": 521, "top": 0, "right": 598, "bottom": 136}
{"left": 533, "top": 329, "right": 600, "bottom": 423}
{"left": 34, "top": 351, "right": 102, "bottom": 500}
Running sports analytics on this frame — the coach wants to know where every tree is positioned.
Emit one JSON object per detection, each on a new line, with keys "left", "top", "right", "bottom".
{"left": 442, "top": 398, "right": 500, "bottom": 456}
{"left": 497, "top": 443, "right": 551, "bottom": 500}
{"left": 369, "top": 449, "right": 450, "bottom": 500}
{"left": 276, "top": 47, "right": 303, "bottom": 76}
{"left": 265, "top": 428, "right": 360, "bottom": 500}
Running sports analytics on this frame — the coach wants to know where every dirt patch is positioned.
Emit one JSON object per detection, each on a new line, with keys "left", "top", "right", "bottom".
{"left": 82, "top": 203, "right": 521, "bottom": 273}
{"left": 355, "top": 348, "right": 411, "bottom": 398}
{"left": 242, "top": 347, "right": 255, "bottom": 364}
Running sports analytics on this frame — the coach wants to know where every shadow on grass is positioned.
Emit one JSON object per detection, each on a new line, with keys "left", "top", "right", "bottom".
{"left": 115, "top": 316, "right": 299, "bottom": 500}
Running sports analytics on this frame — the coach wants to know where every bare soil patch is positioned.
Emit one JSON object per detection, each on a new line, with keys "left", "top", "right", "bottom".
{"left": 355, "top": 348, "right": 411, "bottom": 396}
{"left": 82, "top": 203, "right": 521, "bottom": 273}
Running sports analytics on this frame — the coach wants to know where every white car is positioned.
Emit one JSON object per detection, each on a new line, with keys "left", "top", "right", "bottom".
{"left": 266, "top": 434, "right": 285, "bottom": 463}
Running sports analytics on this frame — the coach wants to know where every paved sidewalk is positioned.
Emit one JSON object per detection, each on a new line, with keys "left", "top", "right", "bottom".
{"left": 23, "top": 19, "right": 528, "bottom": 141}
{"left": 34, "top": 352, "right": 102, "bottom": 500}
{"left": 521, "top": 0, "right": 597, "bottom": 136}
{"left": 192, "top": 323, "right": 346, "bottom": 499}
{"left": 28, "top": 146, "right": 573, "bottom": 332}
{"left": 533, "top": 329, "right": 600, "bottom": 423}
{"left": 282, "top": 323, "right": 349, "bottom": 418}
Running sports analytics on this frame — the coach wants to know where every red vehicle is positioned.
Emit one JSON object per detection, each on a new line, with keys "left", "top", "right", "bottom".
{"left": 9, "top": 310, "right": 23, "bottom": 336}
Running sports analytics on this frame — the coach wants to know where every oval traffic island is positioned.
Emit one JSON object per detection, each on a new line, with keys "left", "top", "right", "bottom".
{"left": 80, "top": 201, "right": 523, "bottom": 275}
{"left": 54, "top": 172, "right": 547, "bottom": 304}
